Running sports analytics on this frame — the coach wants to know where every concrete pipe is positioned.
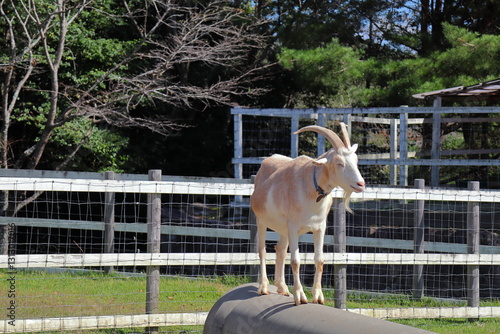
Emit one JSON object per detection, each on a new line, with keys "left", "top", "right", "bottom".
{"left": 204, "top": 283, "right": 436, "bottom": 334}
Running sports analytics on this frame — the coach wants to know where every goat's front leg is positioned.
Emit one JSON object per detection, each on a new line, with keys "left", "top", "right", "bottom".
{"left": 257, "top": 221, "right": 270, "bottom": 295}
{"left": 289, "top": 229, "right": 308, "bottom": 305}
{"left": 312, "top": 228, "right": 325, "bottom": 304}
{"left": 274, "top": 234, "right": 290, "bottom": 296}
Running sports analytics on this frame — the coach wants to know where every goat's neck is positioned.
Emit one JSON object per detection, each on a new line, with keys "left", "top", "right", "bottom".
{"left": 313, "top": 164, "right": 336, "bottom": 195}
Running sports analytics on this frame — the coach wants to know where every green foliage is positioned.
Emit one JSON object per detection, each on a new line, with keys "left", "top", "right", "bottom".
{"left": 60, "top": 1, "right": 140, "bottom": 90}
{"left": 4, "top": 0, "right": 500, "bottom": 175}
{"left": 51, "top": 118, "right": 130, "bottom": 172}
{"left": 279, "top": 39, "right": 373, "bottom": 107}
{"left": 0, "top": 0, "right": 138, "bottom": 171}
{"left": 374, "top": 22, "right": 500, "bottom": 103}
{"left": 350, "top": 24, "right": 500, "bottom": 107}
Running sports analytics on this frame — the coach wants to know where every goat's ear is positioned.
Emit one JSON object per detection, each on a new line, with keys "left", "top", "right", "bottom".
{"left": 313, "top": 158, "right": 328, "bottom": 166}
{"left": 350, "top": 143, "right": 358, "bottom": 153}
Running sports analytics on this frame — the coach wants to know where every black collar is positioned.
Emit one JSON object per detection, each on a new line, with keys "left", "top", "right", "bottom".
{"left": 313, "top": 166, "right": 330, "bottom": 202}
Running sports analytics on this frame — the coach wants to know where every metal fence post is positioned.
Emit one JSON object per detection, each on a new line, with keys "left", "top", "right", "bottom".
{"left": 343, "top": 114, "right": 351, "bottom": 138}
{"left": 467, "top": 181, "right": 480, "bottom": 321}
{"left": 431, "top": 97, "right": 442, "bottom": 187}
{"left": 399, "top": 113, "right": 408, "bottom": 186}
{"left": 412, "top": 179, "right": 425, "bottom": 299}
{"left": 389, "top": 118, "right": 398, "bottom": 185}
{"left": 317, "top": 113, "right": 326, "bottom": 156}
{"left": 333, "top": 198, "right": 347, "bottom": 309}
{"left": 291, "top": 114, "right": 299, "bottom": 158}
{"left": 146, "top": 169, "right": 162, "bottom": 334}
{"left": 103, "top": 171, "right": 115, "bottom": 274}
{"left": 233, "top": 113, "right": 243, "bottom": 179}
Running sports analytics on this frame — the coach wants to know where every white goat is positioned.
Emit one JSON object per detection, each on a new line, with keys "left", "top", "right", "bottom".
{"left": 250, "top": 124, "right": 365, "bottom": 305}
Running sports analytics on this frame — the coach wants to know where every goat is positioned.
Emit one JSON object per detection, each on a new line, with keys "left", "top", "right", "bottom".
{"left": 250, "top": 124, "right": 365, "bottom": 305}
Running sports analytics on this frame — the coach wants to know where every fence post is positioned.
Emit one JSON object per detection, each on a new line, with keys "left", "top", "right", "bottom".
{"left": 103, "top": 171, "right": 115, "bottom": 274}
{"left": 467, "top": 181, "right": 480, "bottom": 321}
{"left": 146, "top": 169, "right": 162, "bottom": 334}
{"left": 343, "top": 114, "right": 351, "bottom": 139}
{"left": 412, "top": 179, "right": 425, "bottom": 299}
{"left": 317, "top": 113, "right": 326, "bottom": 156}
{"left": 0, "top": 190, "right": 9, "bottom": 255}
{"left": 249, "top": 175, "right": 259, "bottom": 281}
{"left": 389, "top": 118, "right": 398, "bottom": 185}
{"left": 0, "top": 224, "right": 9, "bottom": 255}
{"left": 333, "top": 198, "right": 347, "bottom": 309}
{"left": 431, "top": 97, "right": 442, "bottom": 187}
{"left": 291, "top": 114, "right": 299, "bottom": 158}
{"left": 233, "top": 113, "right": 243, "bottom": 179}
{"left": 399, "top": 112, "right": 408, "bottom": 186}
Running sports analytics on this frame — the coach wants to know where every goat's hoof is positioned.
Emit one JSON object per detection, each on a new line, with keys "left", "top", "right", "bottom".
{"left": 276, "top": 286, "right": 290, "bottom": 296}
{"left": 312, "top": 290, "right": 324, "bottom": 304}
{"left": 258, "top": 286, "right": 270, "bottom": 295}
{"left": 294, "top": 298, "right": 308, "bottom": 306}
{"left": 293, "top": 291, "right": 308, "bottom": 305}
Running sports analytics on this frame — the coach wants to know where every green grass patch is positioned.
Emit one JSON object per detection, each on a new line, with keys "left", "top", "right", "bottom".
{"left": 2, "top": 269, "right": 499, "bottom": 334}
{"left": 394, "top": 318, "right": 500, "bottom": 334}
{"left": 39, "top": 326, "right": 205, "bottom": 334}
{"left": 1, "top": 269, "right": 249, "bottom": 319}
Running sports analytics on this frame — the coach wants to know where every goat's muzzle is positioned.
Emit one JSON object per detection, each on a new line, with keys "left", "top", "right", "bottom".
{"left": 351, "top": 181, "right": 365, "bottom": 193}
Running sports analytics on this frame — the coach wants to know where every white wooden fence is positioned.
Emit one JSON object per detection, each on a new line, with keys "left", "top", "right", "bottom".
{"left": 232, "top": 106, "right": 500, "bottom": 187}
{"left": 1, "top": 171, "right": 500, "bottom": 332}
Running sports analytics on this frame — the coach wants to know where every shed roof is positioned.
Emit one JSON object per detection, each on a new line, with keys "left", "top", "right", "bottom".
{"left": 412, "top": 78, "right": 500, "bottom": 101}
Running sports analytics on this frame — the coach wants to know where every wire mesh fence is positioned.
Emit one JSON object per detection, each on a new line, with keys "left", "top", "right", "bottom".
{"left": 0, "top": 172, "right": 499, "bottom": 333}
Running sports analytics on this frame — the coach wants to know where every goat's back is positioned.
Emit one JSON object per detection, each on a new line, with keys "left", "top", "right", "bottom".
{"left": 251, "top": 154, "right": 313, "bottom": 217}
{"left": 253, "top": 154, "right": 293, "bottom": 186}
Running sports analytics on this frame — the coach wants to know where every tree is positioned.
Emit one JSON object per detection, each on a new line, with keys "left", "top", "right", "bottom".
{"left": 0, "top": 0, "right": 269, "bottom": 221}
{"left": 355, "top": 0, "right": 500, "bottom": 57}
{"left": 368, "top": 23, "right": 500, "bottom": 106}
{"left": 0, "top": 0, "right": 268, "bottom": 172}
{"left": 251, "top": 0, "right": 372, "bottom": 49}
{"left": 278, "top": 39, "right": 373, "bottom": 107}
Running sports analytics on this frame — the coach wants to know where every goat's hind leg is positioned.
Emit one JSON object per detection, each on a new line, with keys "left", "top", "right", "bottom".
{"left": 257, "top": 221, "right": 270, "bottom": 295}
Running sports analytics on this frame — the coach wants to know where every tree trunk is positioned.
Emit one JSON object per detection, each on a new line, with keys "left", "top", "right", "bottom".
{"left": 420, "top": 0, "right": 431, "bottom": 55}
{"left": 27, "top": 0, "right": 68, "bottom": 169}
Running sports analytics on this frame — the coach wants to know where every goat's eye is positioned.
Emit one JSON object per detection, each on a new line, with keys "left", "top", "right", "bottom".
{"left": 337, "top": 163, "right": 345, "bottom": 168}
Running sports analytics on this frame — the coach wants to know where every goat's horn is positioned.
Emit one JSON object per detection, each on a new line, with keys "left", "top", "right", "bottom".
{"left": 294, "top": 125, "right": 345, "bottom": 151}
{"left": 339, "top": 122, "right": 351, "bottom": 148}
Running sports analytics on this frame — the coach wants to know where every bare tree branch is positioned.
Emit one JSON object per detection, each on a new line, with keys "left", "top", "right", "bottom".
{"left": 0, "top": 0, "right": 269, "bottom": 173}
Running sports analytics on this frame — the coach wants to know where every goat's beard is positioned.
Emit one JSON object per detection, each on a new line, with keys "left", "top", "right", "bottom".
{"left": 343, "top": 190, "right": 354, "bottom": 214}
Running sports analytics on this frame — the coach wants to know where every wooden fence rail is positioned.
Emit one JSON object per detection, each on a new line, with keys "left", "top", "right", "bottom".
{"left": 2, "top": 252, "right": 500, "bottom": 268}
{"left": 2, "top": 176, "right": 500, "bottom": 200}
{"left": 2, "top": 217, "right": 500, "bottom": 254}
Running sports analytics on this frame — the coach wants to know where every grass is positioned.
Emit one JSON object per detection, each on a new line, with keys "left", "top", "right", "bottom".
{"left": 1, "top": 269, "right": 499, "bottom": 334}
{"left": 394, "top": 318, "right": 500, "bottom": 334}
{"left": 1, "top": 269, "right": 249, "bottom": 319}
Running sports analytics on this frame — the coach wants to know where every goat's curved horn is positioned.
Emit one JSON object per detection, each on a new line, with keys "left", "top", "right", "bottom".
{"left": 339, "top": 122, "right": 351, "bottom": 148}
{"left": 294, "top": 125, "right": 345, "bottom": 151}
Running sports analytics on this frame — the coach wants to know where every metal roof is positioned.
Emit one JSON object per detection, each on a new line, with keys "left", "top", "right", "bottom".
{"left": 412, "top": 78, "right": 500, "bottom": 100}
